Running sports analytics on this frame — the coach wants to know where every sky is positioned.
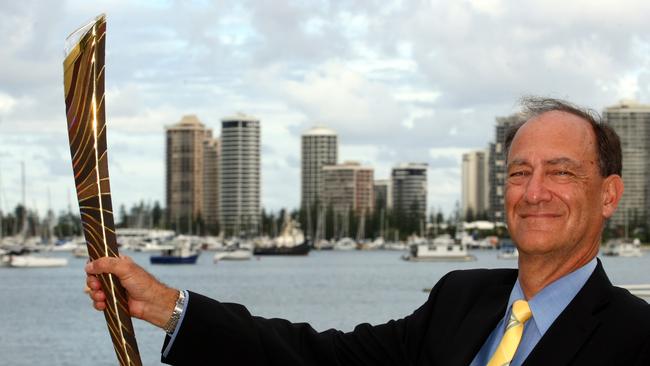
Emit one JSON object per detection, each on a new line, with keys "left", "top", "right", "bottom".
{"left": 1, "top": 0, "right": 650, "bottom": 218}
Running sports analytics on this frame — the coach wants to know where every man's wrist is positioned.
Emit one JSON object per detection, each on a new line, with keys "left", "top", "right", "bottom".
{"left": 163, "top": 290, "right": 186, "bottom": 334}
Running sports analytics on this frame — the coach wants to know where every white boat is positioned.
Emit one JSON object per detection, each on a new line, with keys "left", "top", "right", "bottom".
{"left": 358, "top": 237, "right": 383, "bottom": 250}
{"left": 383, "top": 241, "right": 408, "bottom": 251}
{"left": 603, "top": 238, "right": 643, "bottom": 257}
{"left": 50, "top": 239, "right": 79, "bottom": 252}
{"left": 313, "top": 239, "right": 334, "bottom": 250}
{"left": 213, "top": 249, "right": 252, "bottom": 262}
{"left": 73, "top": 244, "right": 89, "bottom": 258}
{"left": 8, "top": 255, "right": 68, "bottom": 268}
{"left": 402, "top": 235, "right": 476, "bottom": 262}
{"left": 334, "top": 237, "right": 356, "bottom": 251}
{"left": 0, "top": 249, "right": 9, "bottom": 267}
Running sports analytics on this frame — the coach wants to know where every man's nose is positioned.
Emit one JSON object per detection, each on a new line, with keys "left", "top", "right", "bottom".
{"left": 523, "top": 171, "right": 552, "bottom": 204}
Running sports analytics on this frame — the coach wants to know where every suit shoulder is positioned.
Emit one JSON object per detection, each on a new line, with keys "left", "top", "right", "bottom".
{"left": 440, "top": 267, "right": 517, "bottom": 290}
{"left": 609, "top": 286, "right": 650, "bottom": 323}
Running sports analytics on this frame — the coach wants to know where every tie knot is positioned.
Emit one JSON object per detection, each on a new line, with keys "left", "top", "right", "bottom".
{"left": 512, "top": 299, "right": 532, "bottom": 323}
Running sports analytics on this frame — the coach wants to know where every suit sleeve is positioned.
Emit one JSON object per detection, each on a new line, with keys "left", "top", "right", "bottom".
{"left": 160, "top": 275, "right": 451, "bottom": 366}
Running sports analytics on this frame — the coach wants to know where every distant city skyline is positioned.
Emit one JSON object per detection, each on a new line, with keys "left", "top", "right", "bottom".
{"left": 2, "top": 1, "right": 650, "bottom": 218}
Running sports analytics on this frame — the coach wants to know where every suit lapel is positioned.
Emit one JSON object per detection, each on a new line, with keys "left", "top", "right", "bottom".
{"left": 522, "top": 261, "right": 612, "bottom": 366}
{"left": 440, "top": 278, "right": 514, "bottom": 366}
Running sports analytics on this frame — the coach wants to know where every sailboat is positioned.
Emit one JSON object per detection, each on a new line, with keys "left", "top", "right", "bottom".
{"left": 3, "top": 163, "right": 68, "bottom": 268}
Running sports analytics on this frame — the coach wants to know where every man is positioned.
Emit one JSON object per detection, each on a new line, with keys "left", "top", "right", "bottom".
{"left": 87, "top": 97, "right": 650, "bottom": 365}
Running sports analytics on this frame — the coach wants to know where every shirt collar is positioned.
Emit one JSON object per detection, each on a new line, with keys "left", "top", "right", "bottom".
{"left": 506, "top": 257, "right": 597, "bottom": 336}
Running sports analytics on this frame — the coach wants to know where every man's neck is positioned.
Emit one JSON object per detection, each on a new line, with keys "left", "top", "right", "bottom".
{"left": 517, "top": 244, "right": 599, "bottom": 299}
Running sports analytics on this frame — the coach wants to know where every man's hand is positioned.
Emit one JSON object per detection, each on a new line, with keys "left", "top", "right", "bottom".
{"left": 85, "top": 255, "right": 179, "bottom": 329}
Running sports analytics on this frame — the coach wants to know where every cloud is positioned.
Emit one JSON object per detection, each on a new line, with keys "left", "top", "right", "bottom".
{"left": 3, "top": 0, "right": 650, "bottom": 217}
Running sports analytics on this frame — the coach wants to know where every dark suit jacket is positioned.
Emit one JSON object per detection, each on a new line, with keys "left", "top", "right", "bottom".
{"left": 161, "top": 261, "right": 650, "bottom": 365}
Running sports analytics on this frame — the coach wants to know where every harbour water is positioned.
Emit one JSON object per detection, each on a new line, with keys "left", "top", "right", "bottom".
{"left": 0, "top": 250, "right": 648, "bottom": 365}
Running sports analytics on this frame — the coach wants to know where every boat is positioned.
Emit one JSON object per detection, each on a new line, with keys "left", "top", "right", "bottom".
{"left": 497, "top": 239, "right": 519, "bottom": 259}
{"left": 150, "top": 237, "right": 200, "bottom": 264}
{"left": 334, "top": 237, "right": 356, "bottom": 251}
{"left": 254, "top": 218, "right": 310, "bottom": 255}
{"left": 8, "top": 254, "right": 68, "bottom": 268}
{"left": 383, "top": 241, "right": 408, "bottom": 251}
{"left": 73, "top": 244, "right": 89, "bottom": 258}
{"left": 402, "top": 234, "right": 476, "bottom": 262}
{"left": 213, "top": 248, "right": 252, "bottom": 262}
{"left": 602, "top": 238, "right": 643, "bottom": 257}
{"left": 313, "top": 239, "right": 334, "bottom": 250}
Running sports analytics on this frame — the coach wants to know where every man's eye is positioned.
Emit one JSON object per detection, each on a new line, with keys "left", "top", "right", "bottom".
{"left": 555, "top": 170, "right": 573, "bottom": 176}
{"left": 509, "top": 171, "right": 528, "bottom": 177}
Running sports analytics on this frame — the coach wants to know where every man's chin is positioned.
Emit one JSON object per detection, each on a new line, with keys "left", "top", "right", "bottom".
{"left": 512, "top": 232, "right": 559, "bottom": 252}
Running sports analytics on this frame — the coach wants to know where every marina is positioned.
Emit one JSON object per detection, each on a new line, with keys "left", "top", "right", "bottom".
{"left": 0, "top": 249, "right": 648, "bottom": 365}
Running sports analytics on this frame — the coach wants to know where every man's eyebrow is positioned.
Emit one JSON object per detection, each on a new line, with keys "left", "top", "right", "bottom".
{"left": 545, "top": 157, "right": 581, "bottom": 167}
{"left": 507, "top": 157, "right": 582, "bottom": 169}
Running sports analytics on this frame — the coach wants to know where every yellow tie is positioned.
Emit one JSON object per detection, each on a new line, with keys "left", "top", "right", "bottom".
{"left": 487, "top": 299, "right": 532, "bottom": 366}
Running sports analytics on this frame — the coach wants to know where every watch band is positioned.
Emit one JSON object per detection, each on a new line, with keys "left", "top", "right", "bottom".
{"left": 163, "top": 290, "right": 186, "bottom": 334}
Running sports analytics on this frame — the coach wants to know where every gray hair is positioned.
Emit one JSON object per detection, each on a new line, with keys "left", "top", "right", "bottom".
{"left": 504, "top": 96, "right": 622, "bottom": 177}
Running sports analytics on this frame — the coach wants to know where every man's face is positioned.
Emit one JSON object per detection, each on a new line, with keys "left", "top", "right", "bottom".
{"left": 505, "top": 111, "right": 608, "bottom": 258}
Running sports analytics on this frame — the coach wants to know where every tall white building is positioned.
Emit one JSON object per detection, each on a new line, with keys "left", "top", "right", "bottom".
{"left": 301, "top": 126, "right": 338, "bottom": 210}
{"left": 462, "top": 150, "right": 489, "bottom": 220}
{"left": 219, "top": 113, "right": 260, "bottom": 236}
{"left": 603, "top": 100, "right": 650, "bottom": 229}
{"left": 391, "top": 163, "right": 427, "bottom": 219}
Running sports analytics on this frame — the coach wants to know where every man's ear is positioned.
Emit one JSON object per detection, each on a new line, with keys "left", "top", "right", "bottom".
{"left": 602, "top": 175, "right": 624, "bottom": 219}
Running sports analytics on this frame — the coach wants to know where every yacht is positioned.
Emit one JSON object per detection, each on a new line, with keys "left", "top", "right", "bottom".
{"left": 7, "top": 254, "right": 68, "bottom": 268}
{"left": 213, "top": 248, "right": 252, "bottom": 262}
{"left": 150, "top": 237, "right": 200, "bottom": 264}
{"left": 254, "top": 219, "right": 309, "bottom": 255}
{"left": 333, "top": 237, "right": 356, "bottom": 251}
{"left": 603, "top": 238, "right": 643, "bottom": 257}
{"left": 402, "top": 235, "right": 476, "bottom": 262}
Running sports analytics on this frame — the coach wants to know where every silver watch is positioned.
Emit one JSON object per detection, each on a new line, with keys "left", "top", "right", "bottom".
{"left": 163, "top": 290, "right": 185, "bottom": 334}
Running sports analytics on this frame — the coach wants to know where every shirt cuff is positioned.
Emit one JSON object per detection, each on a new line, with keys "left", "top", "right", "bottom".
{"left": 162, "top": 290, "right": 189, "bottom": 358}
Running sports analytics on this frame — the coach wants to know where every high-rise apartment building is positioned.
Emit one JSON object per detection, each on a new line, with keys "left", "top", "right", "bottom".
{"left": 165, "top": 115, "right": 212, "bottom": 227}
{"left": 219, "top": 113, "right": 260, "bottom": 236}
{"left": 391, "top": 163, "right": 427, "bottom": 219}
{"left": 488, "top": 114, "right": 525, "bottom": 222}
{"left": 462, "top": 149, "right": 489, "bottom": 220}
{"left": 301, "top": 126, "right": 338, "bottom": 210}
{"left": 603, "top": 100, "right": 650, "bottom": 229}
{"left": 373, "top": 179, "right": 392, "bottom": 211}
{"left": 322, "top": 162, "right": 374, "bottom": 219}
{"left": 203, "top": 138, "right": 220, "bottom": 234}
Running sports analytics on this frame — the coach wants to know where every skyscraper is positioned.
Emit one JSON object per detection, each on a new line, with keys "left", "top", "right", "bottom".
{"left": 301, "top": 126, "right": 338, "bottom": 210}
{"left": 219, "top": 113, "right": 260, "bottom": 236}
{"left": 391, "top": 163, "right": 427, "bottom": 219}
{"left": 462, "top": 149, "right": 489, "bottom": 220}
{"left": 603, "top": 100, "right": 650, "bottom": 230}
{"left": 488, "top": 114, "right": 525, "bottom": 222}
{"left": 165, "top": 115, "right": 212, "bottom": 229}
{"left": 203, "top": 137, "right": 220, "bottom": 234}
{"left": 373, "top": 179, "right": 392, "bottom": 211}
{"left": 322, "top": 161, "right": 374, "bottom": 220}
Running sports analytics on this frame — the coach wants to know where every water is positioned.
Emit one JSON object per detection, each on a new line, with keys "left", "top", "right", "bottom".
{"left": 0, "top": 250, "right": 648, "bottom": 365}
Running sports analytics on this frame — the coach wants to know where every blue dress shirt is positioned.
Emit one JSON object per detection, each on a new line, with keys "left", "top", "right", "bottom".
{"left": 470, "top": 257, "right": 597, "bottom": 366}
